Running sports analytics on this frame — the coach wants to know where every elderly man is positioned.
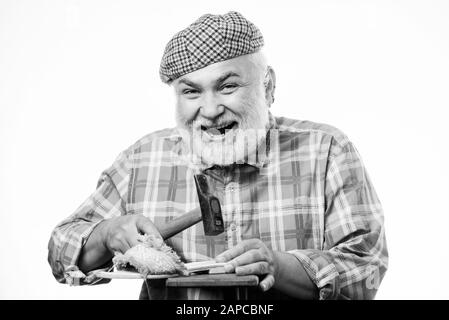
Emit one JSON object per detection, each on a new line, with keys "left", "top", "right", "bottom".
{"left": 48, "top": 11, "right": 388, "bottom": 300}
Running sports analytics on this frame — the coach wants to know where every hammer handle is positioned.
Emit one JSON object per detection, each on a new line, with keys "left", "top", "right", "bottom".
{"left": 158, "top": 207, "right": 202, "bottom": 240}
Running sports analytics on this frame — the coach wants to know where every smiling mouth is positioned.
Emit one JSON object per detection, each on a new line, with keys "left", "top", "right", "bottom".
{"left": 201, "top": 122, "right": 237, "bottom": 136}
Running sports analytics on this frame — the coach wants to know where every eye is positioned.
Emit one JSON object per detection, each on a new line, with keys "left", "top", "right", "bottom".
{"left": 183, "top": 89, "right": 197, "bottom": 94}
{"left": 182, "top": 88, "right": 200, "bottom": 98}
{"left": 220, "top": 83, "right": 239, "bottom": 94}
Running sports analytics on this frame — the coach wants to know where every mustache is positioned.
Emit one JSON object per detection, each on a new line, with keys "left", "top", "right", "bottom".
{"left": 179, "top": 115, "right": 240, "bottom": 129}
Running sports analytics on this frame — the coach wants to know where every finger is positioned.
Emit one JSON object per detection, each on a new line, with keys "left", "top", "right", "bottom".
{"left": 231, "top": 249, "right": 265, "bottom": 267}
{"left": 126, "top": 231, "right": 139, "bottom": 248}
{"left": 259, "top": 274, "right": 275, "bottom": 292}
{"left": 235, "top": 262, "right": 271, "bottom": 276}
{"left": 222, "top": 249, "right": 264, "bottom": 272}
{"left": 111, "top": 238, "right": 131, "bottom": 254}
{"left": 215, "top": 239, "right": 260, "bottom": 263}
{"left": 215, "top": 246, "right": 244, "bottom": 263}
{"left": 136, "top": 216, "right": 161, "bottom": 238}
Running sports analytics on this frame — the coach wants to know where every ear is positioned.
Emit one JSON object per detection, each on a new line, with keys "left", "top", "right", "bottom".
{"left": 264, "top": 66, "right": 276, "bottom": 106}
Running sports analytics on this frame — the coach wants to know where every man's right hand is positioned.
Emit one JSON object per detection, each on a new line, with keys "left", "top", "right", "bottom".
{"left": 100, "top": 215, "right": 161, "bottom": 254}
{"left": 78, "top": 214, "right": 160, "bottom": 273}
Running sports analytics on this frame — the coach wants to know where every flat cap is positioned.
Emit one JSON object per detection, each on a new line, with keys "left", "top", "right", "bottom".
{"left": 159, "top": 11, "right": 264, "bottom": 83}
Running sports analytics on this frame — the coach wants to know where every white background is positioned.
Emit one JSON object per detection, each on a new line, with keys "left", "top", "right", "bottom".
{"left": 1, "top": 0, "right": 448, "bottom": 299}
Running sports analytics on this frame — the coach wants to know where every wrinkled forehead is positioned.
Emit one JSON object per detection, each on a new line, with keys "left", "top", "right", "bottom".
{"left": 172, "top": 54, "right": 262, "bottom": 87}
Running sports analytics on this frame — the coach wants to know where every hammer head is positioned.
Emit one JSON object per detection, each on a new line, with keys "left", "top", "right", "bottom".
{"left": 194, "top": 174, "right": 224, "bottom": 236}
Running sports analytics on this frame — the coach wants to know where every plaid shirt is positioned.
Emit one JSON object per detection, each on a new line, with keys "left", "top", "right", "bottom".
{"left": 48, "top": 115, "right": 388, "bottom": 300}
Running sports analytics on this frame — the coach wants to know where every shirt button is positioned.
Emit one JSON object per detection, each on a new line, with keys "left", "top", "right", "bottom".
{"left": 320, "top": 290, "right": 329, "bottom": 300}
{"left": 230, "top": 223, "right": 237, "bottom": 231}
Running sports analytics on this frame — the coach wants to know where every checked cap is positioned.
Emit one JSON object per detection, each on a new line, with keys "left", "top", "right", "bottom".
{"left": 159, "top": 11, "right": 264, "bottom": 83}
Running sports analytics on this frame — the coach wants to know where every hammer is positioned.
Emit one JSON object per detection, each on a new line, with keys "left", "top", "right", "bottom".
{"left": 157, "top": 174, "right": 225, "bottom": 239}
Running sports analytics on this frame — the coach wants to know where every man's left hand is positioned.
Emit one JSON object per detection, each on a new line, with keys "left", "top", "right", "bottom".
{"left": 215, "top": 239, "right": 278, "bottom": 292}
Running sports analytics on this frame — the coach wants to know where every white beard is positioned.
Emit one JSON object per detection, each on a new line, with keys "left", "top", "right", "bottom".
{"left": 177, "top": 126, "right": 269, "bottom": 168}
{"left": 176, "top": 97, "right": 271, "bottom": 168}
{"left": 193, "top": 128, "right": 267, "bottom": 167}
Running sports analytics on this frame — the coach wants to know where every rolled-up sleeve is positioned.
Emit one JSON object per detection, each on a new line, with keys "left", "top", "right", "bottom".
{"left": 290, "top": 139, "right": 388, "bottom": 300}
{"left": 47, "top": 150, "right": 130, "bottom": 285}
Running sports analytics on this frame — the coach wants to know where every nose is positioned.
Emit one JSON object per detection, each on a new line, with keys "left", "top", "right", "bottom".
{"left": 199, "top": 92, "right": 224, "bottom": 120}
